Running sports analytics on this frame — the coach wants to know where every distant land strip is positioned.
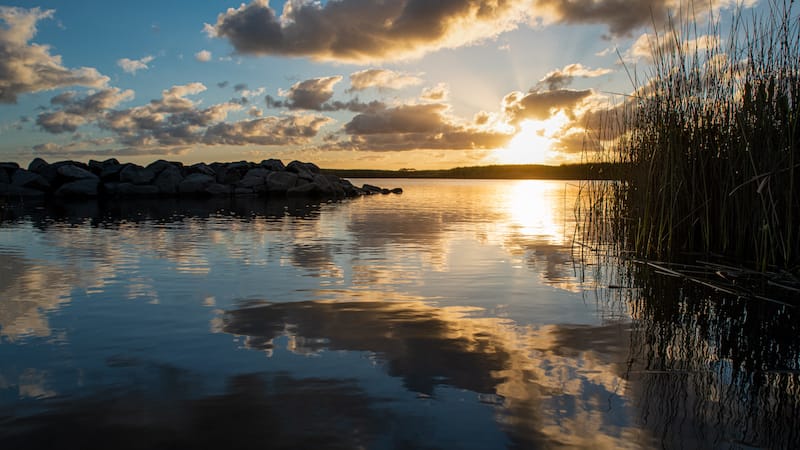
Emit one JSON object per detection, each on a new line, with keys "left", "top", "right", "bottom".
{"left": 324, "top": 163, "right": 627, "bottom": 180}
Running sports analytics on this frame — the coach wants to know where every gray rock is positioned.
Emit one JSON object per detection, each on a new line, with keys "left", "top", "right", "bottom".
{"left": 286, "top": 160, "right": 320, "bottom": 181}
{"left": 56, "top": 179, "right": 99, "bottom": 197}
{"left": 260, "top": 159, "right": 285, "bottom": 171}
{"left": 0, "top": 162, "right": 20, "bottom": 171}
{"left": 115, "top": 183, "right": 160, "bottom": 197}
{"left": 205, "top": 183, "right": 231, "bottom": 196}
{"left": 266, "top": 171, "right": 298, "bottom": 193}
{"left": 311, "top": 174, "right": 338, "bottom": 197}
{"left": 188, "top": 163, "right": 216, "bottom": 177}
{"left": 58, "top": 164, "right": 98, "bottom": 181}
{"left": 0, "top": 169, "right": 9, "bottom": 184}
{"left": 146, "top": 159, "right": 179, "bottom": 175}
{"left": 153, "top": 165, "right": 183, "bottom": 194}
{"left": 119, "top": 164, "right": 155, "bottom": 185}
{"left": 179, "top": 173, "right": 215, "bottom": 194}
{"left": 28, "top": 157, "right": 49, "bottom": 173}
{"left": 234, "top": 187, "right": 256, "bottom": 196}
{"left": 100, "top": 161, "right": 124, "bottom": 181}
{"left": 11, "top": 169, "right": 51, "bottom": 191}
{"left": 0, "top": 183, "right": 45, "bottom": 197}
{"left": 362, "top": 184, "right": 382, "bottom": 194}
{"left": 390, "top": 187, "right": 403, "bottom": 194}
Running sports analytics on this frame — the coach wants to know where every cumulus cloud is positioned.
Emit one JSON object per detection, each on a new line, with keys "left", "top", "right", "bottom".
{"left": 334, "top": 103, "right": 514, "bottom": 151}
{"left": 36, "top": 87, "right": 134, "bottom": 133}
{"left": 267, "top": 76, "right": 342, "bottom": 110}
{"left": 421, "top": 83, "right": 449, "bottom": 102}
{"left": 0, "top": 6, "right": 109, "bottom": 103}
{"left": 626, "top": 32, "right": 720, "bottom": 63}
{"left": 117, "top": 55, "right": 154, "bottom": 74}
{"left": 503, "top": 88, "right": 593, "bottom": 123}
{"left": 536, "top": 63, "right": 612, "bottom": 90}
{"left": 348, "top": 69, "right": 423, "bottom": 92}
{"left": 206, "top": 0, "right": 529, "bottom": 62}
{"left": 195, "top": 49, "right": 212, "bottom": 62}
{"left": 203, "top": 114, "right": 333, "bottom": 146}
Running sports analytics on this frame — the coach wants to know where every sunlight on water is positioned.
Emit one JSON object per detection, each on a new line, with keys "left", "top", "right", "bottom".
{"left": 0, "top": 180, "right": 797, "bottom": 449}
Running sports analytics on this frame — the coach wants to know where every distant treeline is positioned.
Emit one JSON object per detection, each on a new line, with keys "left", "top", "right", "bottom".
{"left": 324, "top": 163, "right": 627, "bottom": 180}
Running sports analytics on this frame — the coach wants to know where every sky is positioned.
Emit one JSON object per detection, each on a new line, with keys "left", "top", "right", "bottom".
{"left": 0, "top": 0, "right": 763, "bottom": 169}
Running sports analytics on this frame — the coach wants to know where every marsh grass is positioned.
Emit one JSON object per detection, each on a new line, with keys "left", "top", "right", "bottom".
{"left": 584, "top": 1, "right": 800, "bottom": 278}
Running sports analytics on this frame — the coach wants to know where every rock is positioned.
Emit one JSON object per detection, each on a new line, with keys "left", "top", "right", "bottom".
{"left": 57, "top": 164, "right": 98, "bottom": 181}
{"left": 146, "top": 159, "right": 180, "bottom": 175}
{"left": 188, "top": 163, "right": 216, "bottom": 177}
{"left": 28, "top": 157, "right": 49, "bottom": 173}
{"left": 287, "top": 181, "right": 321, "bottom": 197}
{"left": 0, "top": 183, "right": 45, "bottom": 197}
{"left": 312, "top": 174, "right": 344, "bottom": 198}
{"left": 362, "top": 184, "right": 382, "bottom": 194}
{"left": 55, "top": 179, "right": 99, "bottom": 197}
{"left": 119, "top": 164, "right": 155, "bottom": 185}
{"left": 0, "top": 169, "right": 9, "bottom": 185}
{"left": 205, "top": 183, "right": 231, "bottom": 196}
{"left": 115, "top": 183, "right": 160, "bottom": 197}
{"left": 0, "top": 162, "right": 20, "bottom": 171}
{"left": 179, "top": 173, "right": 215, "bottom": 194}
{"left": 99, "top": 160, "right": 124, "bottom": 181}
{"left": 234, "top": 187, "right": 255, "bottom": 196}
{"left": 238, "top": 168, "right": 270, "bottom": 189}
{"left": 286, "top": 161, "right": 320, "bottom": 181}
{"left": 266, "top": 171, "right": 298, "bottom": 194}
{"left": 390, "top": 187, "right": 403, "bottom": 194}
{"left": 260, "top": 159, "right": 285, "bottom": 171}
{"left": 11, "top": 169, "right": 51, "bottom": 191}
{"left": 381, "top": 189, "right": 391, "bottom": 194}
{"left": 153, "top": 165, "right": 183, "bottom": 194}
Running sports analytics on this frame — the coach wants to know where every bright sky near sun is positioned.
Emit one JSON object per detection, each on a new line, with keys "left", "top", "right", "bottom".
{"left": 0, "top": 0, "right": 762, "bottom": 169}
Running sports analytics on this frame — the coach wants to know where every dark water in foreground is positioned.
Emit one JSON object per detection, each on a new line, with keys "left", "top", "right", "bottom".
{"left": 0, "top": 179, "right": 797, "bottom": 449}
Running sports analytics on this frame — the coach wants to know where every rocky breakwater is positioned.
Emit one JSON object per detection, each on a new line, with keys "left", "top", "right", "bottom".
{"left": 0, "top": 158, "right": 402, "bottom": 200}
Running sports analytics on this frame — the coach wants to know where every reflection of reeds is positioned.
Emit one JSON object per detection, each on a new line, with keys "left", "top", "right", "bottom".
{"left": 584, "top": 1, "right": 800, "bottom": 274}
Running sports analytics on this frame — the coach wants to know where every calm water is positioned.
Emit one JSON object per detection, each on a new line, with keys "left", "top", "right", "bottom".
{"left": 0, "top": 179, "right": 797, "bottom": 449}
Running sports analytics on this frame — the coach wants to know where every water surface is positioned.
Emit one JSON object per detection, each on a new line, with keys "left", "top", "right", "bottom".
{"left": 0, "top": 179, "right": 797, "bottom": 449}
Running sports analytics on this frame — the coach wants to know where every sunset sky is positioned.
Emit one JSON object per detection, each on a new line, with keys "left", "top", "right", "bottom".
{"left": 0, "top": 0, "right": 759, "bottom": 169}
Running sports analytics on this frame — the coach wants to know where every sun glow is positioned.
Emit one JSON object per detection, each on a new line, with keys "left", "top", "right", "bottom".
{"left": 494, "top": 113, "right": 570, "bottom": 165}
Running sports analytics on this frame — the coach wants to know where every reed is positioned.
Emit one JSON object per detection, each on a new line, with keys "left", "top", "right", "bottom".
{"left": 592, "top": 0, "right": 800, "bottom": 273}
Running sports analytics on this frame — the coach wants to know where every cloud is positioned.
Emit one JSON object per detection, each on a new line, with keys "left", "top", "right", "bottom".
{"left": 233, "top": 83, "right": 248, "bottom": 92}
{"left": 0, "top": 6, "right": 109, "bottom": 103}
{"left": 421, "top": 83, "right": 449, "bottom": 102}
{"left": 267, "top": 76, "right": 342, "bottom": 110}
{"left": 536, "top": 63, "right": 612, "bottom": 90}
{"left": 203, "top": 114, "right": 333, "bottom": 146}
{"left": 195, "top": 50, "right": 212, "bottom": 62}
{"left": 206, "top": 0, "right": 529, "bottom": 63}
{"left": 348, "top": 69, "right": 423, "bottom": 92}
{"left": 625, "top": 32, "right": 720, "bottom": 63}
{"left": 334, "top": 103, "right": 513, "bottom": 151}
{"left": 503, "top": 88, "right": 593, "bottom": 123}
{"left": 36, "top": 87, "right": 134, "bottom": 133}
{"left": 117, "top": 55, "right": 154, "bottom": 74}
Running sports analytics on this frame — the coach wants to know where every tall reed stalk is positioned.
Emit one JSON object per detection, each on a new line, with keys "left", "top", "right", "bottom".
{"left": 597, "top": 0, "right": 800, "bottom": 272}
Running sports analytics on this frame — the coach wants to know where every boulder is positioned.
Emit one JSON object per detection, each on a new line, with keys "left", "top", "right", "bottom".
{"left": 153, "top": 165, "right": 184, "bottom": 194}
{"left": 287, "top": 181, "right": 321, "bottom": 197}
{"left": 0, "top": 169, "right": 9, "bottom": 184}
{"left": 390, "top": 187, "right": 403, "bottom": 194}
{"left": 266, "top": 171, "right": 298, "bottom": 194}
{"left": 0, "top": 162, "right": 20, "bottom": 171}
{"left": 286, "top": 161, "right": 320, "bottom": 181}
{"left": 188, "top": 163, "right": 216, "bottom": 177}
{"left": 205, "top": 183, "right": 231, "bottom": 196}
{"left": 28, "top": 157, "right": 49, "bottom": 173}
{"left": 119, "top": 164, "right": 155, "bottom": 185}
{"left": 146, "top": 159, "right": 180, "bottom": 175}
{"left": 260, "top": 159, "right": 285, "bottom": 171}
{"left": 57, "top": 164, "right": 98, "bottom": 181}
{"left": 0, "top": 183, "right": 46, "bottom": 197}
{"left": 362, "top": 184, "right": 382, "bottom": 194}
{"left": 55, "top": 178, "right": 99, "bottom": 197}
{"left": 234, "top": 187, "right": 256, "bottom": 196}
{"left": 11, "top": 169, "right": 51, "bottom": 191}
{"left": 115, "top": 183, "right": 160, "bottom": 197}
{"left": 99, "top": 160, "right": 124, "bottom": 181}
{"left": 238, "top": 168, "right": 270, "bottom": 189}
{"left": 179, "top": 173, "right": 215, "bottom": 194}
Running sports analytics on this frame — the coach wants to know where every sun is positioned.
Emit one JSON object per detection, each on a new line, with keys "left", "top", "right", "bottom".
{"left": 494, "top": 113, "right": 569, "bottom": 165}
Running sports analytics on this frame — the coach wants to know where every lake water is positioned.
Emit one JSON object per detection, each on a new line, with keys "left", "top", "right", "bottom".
{"left": 0, "top": 179, "right": 797, "bottom": 449}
